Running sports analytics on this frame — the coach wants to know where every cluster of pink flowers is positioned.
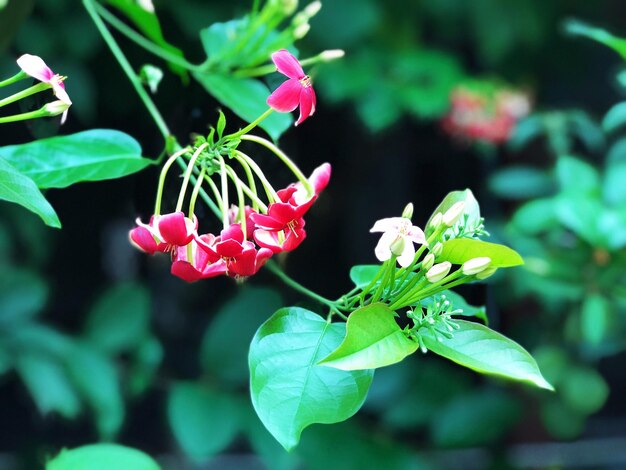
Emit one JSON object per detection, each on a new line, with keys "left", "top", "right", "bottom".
{"left": 129, "top": 163, "right": 330, "bottom": 282}
{"left": 441, "top": 86, "right": 530, "bottom": 144}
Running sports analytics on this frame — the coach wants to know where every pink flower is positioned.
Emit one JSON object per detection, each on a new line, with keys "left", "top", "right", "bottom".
{"left": 291, "top": 162, "right": 331, "bottom": 205}
{"left": 17, "top": 54, "right": 71, "bottom": 123}
{"left": 228, "top": 205, "right": 258, "bottom": 239}
{"left": 254, "top": 219, "right": 307, "bottom": 253}
{"left": 250, "top": 187, "right": 316, "bottom": 232}
{"left": 266, "top": 49, "right": 316, "bottom": 126}
{"left": 171, "top": 237, "right": 227, "bottom": 282}
{"left": 370, "top": 217, "right": 427, "bottom": 267}
{"left": 132, "top": 211, "right": 197, "bottom": 253}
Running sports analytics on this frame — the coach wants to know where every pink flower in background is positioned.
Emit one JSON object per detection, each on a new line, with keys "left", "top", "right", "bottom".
{"left": 171, "top": 237, "right": 227, "bottom": 282}
{"left": 267, "top": 49, "right": 316, "bottom": 126}
{"left": 17, "top": 54, "right": 72, "bottom": 123}
{"left": 370, "top": 217, "right": 427, "bottom": 267}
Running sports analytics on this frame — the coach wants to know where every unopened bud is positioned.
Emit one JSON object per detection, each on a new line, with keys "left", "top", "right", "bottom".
{"left": 426, "top": 262, "right": 451, "bottom": 283}
{"left": 304, "top": 0, "right": 322, "bottom": 17}
{"left": 421, "top": 253, "right": 435, "bottom": 271}
{"left": 461, "top": 257, "right": 491, "bottom": 275}
{"left": 429, "top": 212, "right": 443, "bottom": 230}
{"left": 431, "top": 242, "right": 443, "bottom": 257}
{"left": 137, "top": 0, "right": 155, "bottom": 13}
{"left": 443, "top": 201, "right": 465, "bottom": 227}
{"left": 401, "top": 203, "right": 414, "bottom": 220}
{"left": 389, "top": 237, "right": 405, "bottom": 257}
{"left": 281, "top": 0, "right": 298, "bottom": 15}
{"left": 475, "top": 266, "right": 498, "bottom": 280}
{"left": 43, "top": 100, "right": 70, "bottom": 116}
{"left": 320, "top": 49, "right": 345, "bottom": 62}
{"left": 293, "top": 22, "right": 310, "bottom": 38}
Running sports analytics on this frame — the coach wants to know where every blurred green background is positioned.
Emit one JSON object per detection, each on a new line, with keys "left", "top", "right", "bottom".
{"left": 1, "top": 0, "right": 626, "bottom": 468}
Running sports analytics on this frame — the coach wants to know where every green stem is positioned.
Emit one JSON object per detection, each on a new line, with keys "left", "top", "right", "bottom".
{"left": 233, "top": 53, "right": 328, "bottom": 78}
{"left": 0, "top": 108, "right": 47, "bottom": 123}
{"left": 225, "top": 166, "right": 247, "bottom": 236}
{"left": 370, "top": 259, "right": 395, "bottom": 304}
{"left": 358, "top": 264, "right": 387, "bottom": 304}
{"left": 234, "top": 150, "right": 279, "bottom": 204}
{"left": 190, "top": 167, "right": 223, "bottom": 219}
{"left": 0, "top": 71, "right": 28, "bottom": 88}
{"left": 189, "top": 167, "right": 206, "bottom": 216}
{"left": 0, "top": 82, "right": 50, "bottom": 108}
{"left": 232, "top": 151, "right": 260, "bottom": 211}
{"left": 154, "top": 148, "right": 189, "bottom": 215}
{"left": 265, "top": 259, "right": 346, "bottom": 319}
{"left": 94, "top": 2, "right": 201, "bottom": 72}
{"left": 390, "top": 271, "right": 463, "bottom": 310}
{"left": 224, "top": 107, "right": 274, "bottom": 140}
{"left": 83, "top": 0, "right": 170, "bottom": 140}
{"left": 217, "top": 155, "right": 230, "bottom": 228}
{"left": 241, "top": 134, "right": 313, "bottom": 195}
{"left": 176, "top": 143, "right": 207, "bottom": 212}
{"left": 204, "top": 175, "right": 224, "bottom": 216}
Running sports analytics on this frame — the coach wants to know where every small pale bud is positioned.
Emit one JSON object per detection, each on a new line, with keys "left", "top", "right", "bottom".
{"left": 281, "top": 0, "right": 298, "bottom": 15}
{"left": 475, "top": 266, "right": 498, "bottom": 280}
{"left": 431, "top": 242, "right": 443, "bottom": 257}
{"left": 426, "top": 262, "right": 451, "bottom": 283}
{"left": 137, "top": 0, "right": 155, "bottom": 13}
{"left": 401, "top": 203, "right": 414, "bottom": 220}
{"left": 320, "top": 49, "right": 345, "bottom": 62}
{"left": 443, "top": 201, "right": 465, "bottom": 227}
{"left": 43, "top": 100, "right": 70, "bottom": 116}
{"left": 429, "top": 212, "right": 443, "bottom": 230}
{"left": 304, "top": 0, "right": 322, "bottom": 17}
{"left": 421, "top": 253, "right": 435, "bottom": 271}
{"left": 293, "top": 22, "right": 310, "bottom": 39}
{"left": 461, "top": 257, "right": 491, "bottom": 276}
{"left": 389, "top": 237, "right": 405, "bottom": 257}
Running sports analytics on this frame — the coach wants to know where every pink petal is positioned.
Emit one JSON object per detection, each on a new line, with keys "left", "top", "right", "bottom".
{"left": 158, "top": 212, "right": 195, "bottom": 246}
{"left": 52, "top": 81, "right": 72, "bottom": 105}
{"left": 277, "top": 186, "right": 298, "bottom": 203}
{"left": 267, "top": 202, "right": 298, "bottom": 225}
{"left": 295, "top": 86, "right": 315, "bottom": 126}
{"left": 129, "top": 226, "right": 163, "bottom": 254}
{"left": 250, "top": 212, "right": 285, "bottom": 231}
{"left": 293, "top": 195, "right": 316, "bottom": 219}
{"left": 221, "top": 223, "right": 244, "bottom": 244}
{"left": 17, "top": 54, "right": 54, "bottom": 83}
{"left": 282, "top": 227, "right": 307, "bottom": 252}
{"left": 253, "top": 229, "right": 284, "bottom": 254}
{"left": 215, "top": 238, "right": 244, "bottom": 258}
{"left": 310, "top": 163, "right": 331, "bottom": 194}
{"left": 271, "top": 49, "right": 304, "bottom": 79}
{"left": 267, "top": 79, "right": 302, "bottom": 113}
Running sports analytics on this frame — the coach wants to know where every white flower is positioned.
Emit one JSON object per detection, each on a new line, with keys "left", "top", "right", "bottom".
{"left": 370, "top": 217, "right": 426, "bottom": 267}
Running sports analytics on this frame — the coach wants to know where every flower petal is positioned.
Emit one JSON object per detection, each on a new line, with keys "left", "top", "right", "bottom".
{"left": 271, "top": 49, "right": 305, "bottom": 79}
{"left": 250, "top": 212, "right": 286, "bottom": 231}
{"left": 407, "top": 226, "right": 427, "bottom": 245}
{"left": 397, "top": 241, "right": 416, "bottom": 268}
{"left": 253, "top": 229, "right": 283, "bottom": 254}
{"left": 267, "top": 78, "right": 302, "bottom": 113}
{"left": 17, "top": 54, "right": 54, "bottom": 83}
{"left": 370, "top": 217, "right": 403, "bottom": 234}
{"left": 374, "top": 232, "right": 395, "bottom": 262}
{"left": 158, "top": 211, "right": 196, "bottom": 246}
{"left": 295, "top": 86, "right": 315, "bottom": 126}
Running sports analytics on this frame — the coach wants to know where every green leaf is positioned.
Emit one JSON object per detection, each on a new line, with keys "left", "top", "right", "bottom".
{"left": 564, "top": 19, "right": 626, "bottom": 60}
{"left": 0, "top": 268, "right": 47, "bottom": 326}
{"left": 192, "top": 73, "right": 292, "bottom": 141}
{"left": 507, "top": 115, "right": 544, "bottom": 151}
{"left": 319, "top": 304, "right": 417, "bottom": 370}
{"left": 167, "top": 381, "right": 241, "bottom": 461}
{"left": 65, "top": 344, "right": 124, "bottom": 440}
{"left": 580, "top": 294, "right": 610, "bottom": 345}
{"left": 422, "top": 320, "right": 554, "bottom": 390}
{"left": 0, "top": 129, "right": 151, "bottom": 189}
{"left": 511, "top": 199, "right": 557, "bottom": 234}
{"left": 201, "top": 286, "right": 283, "bottom": 386}
{"left": 0, "top": 157, "right": 60, "bottom": 228}
{"left": 128, "top": 336, "right": 163, "bottom": 397}
{"left": 249, "top": 307, "right": 374, "bottom": 451}
{"left": 420, "top": 290, "right": 488, "bottom": 324}
{"left": 604, "top": 161, "right": 626, "bottom": 206}
{"left": 199, "top": 19, "right": 247, "bottom": 70}
{"left": 488, "top": 166, "right": 554, "bottom": 200}
{"left": 104, "top": 0, "right": 187, "bottom": 78}
{"left": 216, "top": 110, "right": 226, "bottom": 139}
{"left": 426, "top": 189, "right": 480, "bottom": 235}
{"left": 555, "top": 155, "right": 600, "bottom": 196}
{"left": 84, "top": 282, "right": 151, "bottom": 354}
{"left": 540, "top": 397, "right": 585, "bottom": 440}
{"left": 349, "top": 265, "right": 381, "bottom": 289}
{"left": 439, "top": 239, "right": 524, "bottom": 267}
{"left": 16, "top": 354, "right": 81, "bottom": 419}
{"left": 560, "top": 366, "right": 609, "bottom": 415}
{"left": 554, "top": 195, "right": 604, "bottom": 246}
{"left": 46, "top": 444, "right": 160, "bottom": 470}
{"left": 602, "top": 102, "right": 626, "bottom": 133}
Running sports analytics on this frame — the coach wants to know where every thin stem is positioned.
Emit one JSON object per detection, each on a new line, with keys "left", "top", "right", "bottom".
{"left": 224, "top": 107, "right": 274, "bottom": 140}
{"left": 176, "top": 143, "right": 207, "bottom": 212}
{"left": 154, "top": 148, "right": 189, "bottom": 215}
{"left": 218, "top": 155, "right": 230, "bottom": 228}
{"left": 189, "top": 167, "right": 206, "bottom": 216}
{"left": 204, "top": 175, "right": 224, "bottom": 215}
{"left": 234, "top": 150, "right": 279, "bottom": 203}
{"left": 233, "top": 53, "right": 329, "bottom": 78}
{"left": 94, "top": 2, "right": 201, "bottom": 72}
{"left": 225, "top": 166, "right": 247, "bottom": 236}
{"left": 0, "top": 108, "right": 46, "bottom": 123}
{"left": 0, "top": 82, "right": 50, "bottom": 108}
{"left": 83, "top": 0, "right": 170, "bottom": 140}
{"left": 0, "top": 71, "right": 28, "bottom": 88}
{"left": 190, "top": 167, "right": 223, "bottom": 219}
{"left": 265, "top": 259, "right": 346, "bottom": 319}
{"left": 241, "top": 134, "right": 313, "bottom": 195}
{"left": 232, "top": 152, "right": 259, "bottom": 211}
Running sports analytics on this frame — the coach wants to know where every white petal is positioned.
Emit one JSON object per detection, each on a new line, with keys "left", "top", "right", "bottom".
{"left": 17, "top": 54, "right": 53, "bottom": 83}
{"left": 374, "top": 232, "right": 394, "bottom": 262}
{"left": 407, "top": 225, "right": 426, "bottom": 245}
{"left": 397, "top": 240, "right": 415, "bottom": 267}
{"left": 370, "top": 217, "right": 403, "bottom": 233}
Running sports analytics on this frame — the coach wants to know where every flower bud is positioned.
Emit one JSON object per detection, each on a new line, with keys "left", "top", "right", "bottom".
{"left": 421, "top": 253, "right": 435, "bottom": 271}
{"left": 43, "top": 100, "right": 70, "bottom": 116}
{"left": 475, "top": 266, "right": 498, "bottom": 280}
{"left": 281, "top": 0, "right": 298, "bottom": 15}
{"left": 137, "top": 0, "right": 155, "bottom": 13}
{"left": 461, "top": 257, "right": 491, "bottom": 276}
{"left": 429, "top": 212, "right": 443, "bottom": 230}
{"left": 293, "top": 22, "right": 310, "bottom": 39}
{"left": 389, "top": 237, "right": 405, "bottom": 257}
{"left": 426, "top": 262, "right": 451, "bottom": 283}
{"left": 401, "top": 203, "right": 414, "bottom": 220}
{"left": 320, "top": 49, "right": 345, "bottom": 62}
{"left": 304, "top": 0, "right": 322, "bottom": 17}
{"left": 431, "top": 242, "right": 443, "bottom": 257}
{"left": 443, "top": 201, "right": 465, "bottom": 227}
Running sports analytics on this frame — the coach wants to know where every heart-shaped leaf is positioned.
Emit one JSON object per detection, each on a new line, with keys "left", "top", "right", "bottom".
{"left": 249, "top": 307, "right": 373, "bottom": 451}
